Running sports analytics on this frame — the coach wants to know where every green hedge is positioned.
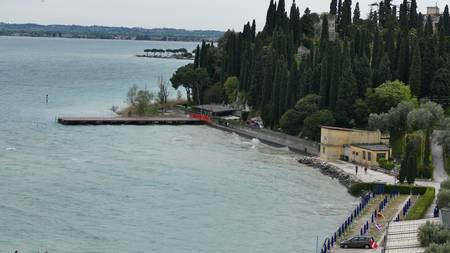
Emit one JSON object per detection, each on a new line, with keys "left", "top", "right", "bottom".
{"left": 349, "top": 182, "right": 428, "bottom": 196}
{"left": 406, "top": 187, "right": 436, "bottom": 220}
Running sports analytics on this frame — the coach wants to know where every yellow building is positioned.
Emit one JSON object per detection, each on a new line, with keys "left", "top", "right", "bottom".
{"left": 320, "top": 126, "right": 391, "bottom": 167}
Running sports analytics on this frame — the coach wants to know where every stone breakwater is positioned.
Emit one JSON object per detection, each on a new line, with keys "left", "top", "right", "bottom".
{"left": 298, "top": 157, "right": 361, "bottom": 189}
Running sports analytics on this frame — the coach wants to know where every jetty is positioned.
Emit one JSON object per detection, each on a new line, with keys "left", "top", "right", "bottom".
{"left": 57, "top": 117, "right": 205, "bottom": 126}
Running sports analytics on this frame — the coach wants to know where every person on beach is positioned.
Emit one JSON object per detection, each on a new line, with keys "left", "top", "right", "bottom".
{"left": 355, "top": 165, "right": 359, "bottom": 175}
{"left": 46, "top": 94, "right": 48, "bottom": 104}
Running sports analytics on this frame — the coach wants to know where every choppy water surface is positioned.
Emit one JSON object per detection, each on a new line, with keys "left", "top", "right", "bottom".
{"left": 0, "top": 36, "right": 356, "bottom": 252}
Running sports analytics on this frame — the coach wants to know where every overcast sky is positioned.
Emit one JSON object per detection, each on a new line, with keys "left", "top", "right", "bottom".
{"left": 1, "top": 0, "right": 448, "bottom": 31}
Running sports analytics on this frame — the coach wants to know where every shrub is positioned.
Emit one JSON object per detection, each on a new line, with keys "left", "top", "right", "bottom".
{"left": 437, "top": 189, "right": 450, "bottom": 209}
{"left": 425, "top": 243, "right": 450, "bottom": 253}
{"left": 406, "top": 187, "right": 436, "bottom": 220}
{"left": 418, "top": 221, "right": 450, "bottom": 247}
{"left": 378, "top": 158, "right": 395, "bottom": 170}
{"left": 441, "top": 180, "right": 450, "bottom": 191}
{"left": 348, "top": 183, "right": 429, "bottom": 196}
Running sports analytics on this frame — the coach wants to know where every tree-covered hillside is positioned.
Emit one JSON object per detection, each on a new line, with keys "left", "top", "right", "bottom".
{"left": 171, "top": 0, "right": 450, "bottom": 136}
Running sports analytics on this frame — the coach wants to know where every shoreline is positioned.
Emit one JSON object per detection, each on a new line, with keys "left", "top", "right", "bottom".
{"left": 298, "top": 156, "right": 361, "bottom": 192}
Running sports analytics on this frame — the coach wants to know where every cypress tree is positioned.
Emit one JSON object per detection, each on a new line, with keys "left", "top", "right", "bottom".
{"left": 373, "top": 54, "right": 392, "bottom": 87}
{"left": 330, "top": 0, "right": 338, "bottom": 15}
{"left": 247, "top": 51, "right": 265, "bottom": 108}
{"left": 286, "top": 60, "right": 299, "bottom": 109}
{"left": 300, "top": 8, "right": 315, "bottom": 44}
{"left": 194, "top": 45, "right": 201, "bottom": 69}
{"left": 319, "top": 56, "right": 329, "bottom": 107}
{"left": 278, "top": 61, "right": 289, "bottom": 119}
{"left": 329, "top": 43, "right": 341, "bottom": 109}
{"left": 339, "top": 0, "right": 352, "bottom": 38}
{"left": 199, "top": 40, "right": 208, "bottom": 68}
{"left": 443, "top": 5, "right": 450, "bottom": 36}
{"left": 337, "top": 0, "right": 343, "bottom": 24}
{"left": 425, "top": 16, "right": 433, "bottom": 37}
{"left": 384, "top": 27, "right": 396, "bottom": 72}
{"left": 264, "top": 0, "right": 277, "bottom": 34}
{"left": 261, "top": 51, "right": 275, "bottom": 123}
{"left": 422, "top": 38, "right": 437, "bottom": 98}
{"left": 430, "top": 68, "right": 450, "bottom": 100}
{"left": 353, "top": 55, "right": 372, "bottom": 97}
{"left": 320, "top": 15, "right": 329, "bottom": 58}
{"left": 269, "top": 59, "right": 285, "bottom": 128}
{"left": 399, "top": 0, "right": 409, "bottom": 33}
{"left": 396, "top": 33, "right": 410, "bottom": 83}
{"left": 353, "top": 2, "right": 361, "bottom": 24}
{"left": 371, "top": 28, "right": 383, "bottom": 69}
{"left": 290, "top": 1, "right": 301, "bottom": 46}
{"left": 409, "top": 0, "right": 418, "bottom": 29}
{"left": 251, "top": 20, "right": 256, "bottom": 41}
{"left": 409, "top": 30, "right": 422, "bottom": 97}
{"left": 335, "top": 43, "right": 357, "bottom": 126}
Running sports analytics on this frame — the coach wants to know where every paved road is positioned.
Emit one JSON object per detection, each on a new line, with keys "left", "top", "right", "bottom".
{"left": 332, "top": 248, "right": 382, "bottom": 253}
{"left": 424, "top": 132, "right": 449, "bottom": 217}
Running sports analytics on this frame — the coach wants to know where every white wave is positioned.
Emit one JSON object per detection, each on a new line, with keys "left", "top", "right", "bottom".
{"left": 5, "top": 147, "right": 16, "bottom": 151}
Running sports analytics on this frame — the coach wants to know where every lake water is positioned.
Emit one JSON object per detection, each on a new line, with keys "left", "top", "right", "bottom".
{"left": 0, "top": 36, "right": 356, "bottom": 253}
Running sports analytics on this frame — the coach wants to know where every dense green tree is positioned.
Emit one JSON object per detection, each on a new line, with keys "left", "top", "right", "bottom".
{"left": 171, "top": 64, "right": 210, "bottom": 104}
{"left": 223, "top": 76, "right": 240, "bottom": 103}
{"left": 430, "top": 68, "right": 450, "bottom": 100}
{"left": 354, "top": 99, "right": 370, "bottom": 127}
{"left": 280, "top": 94, "right": 321, "bottom": 134}
{"left": 366, "top": 80, "right": 415, "bottom": 114}
{"left": 302, "top": 110, "right": 336, "bottom": 141}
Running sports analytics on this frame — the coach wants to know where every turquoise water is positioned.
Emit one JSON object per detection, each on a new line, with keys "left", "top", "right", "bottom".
{"left": 0, "top": 36, "right": 356, "bottom": 253}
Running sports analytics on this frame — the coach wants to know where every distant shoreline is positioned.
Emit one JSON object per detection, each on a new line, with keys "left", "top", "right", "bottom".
{"left": 0, "top": 34, "right": 212, "bottom": 43}
{"left": 0, "top": 23, "right": 224, "bottom": 42}
{"left": 136, "top": 54, "right": 194, "bottom": 60}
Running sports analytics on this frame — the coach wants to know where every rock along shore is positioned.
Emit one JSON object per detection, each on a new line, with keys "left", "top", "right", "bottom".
{"left": 298, "top": 156, "right": 361, "bottom": 190}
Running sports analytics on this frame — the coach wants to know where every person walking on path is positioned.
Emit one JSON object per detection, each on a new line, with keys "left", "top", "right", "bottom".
{"left": 365, "top": 167, "right": 368, "bottom": 175}
{"left": 355, "top": 165, "right": 359, "bottom": 175}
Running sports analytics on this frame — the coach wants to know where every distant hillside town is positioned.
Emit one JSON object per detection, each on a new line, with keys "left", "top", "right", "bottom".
{"left": 0, "top": 23, "right": 224, "bottom": 42}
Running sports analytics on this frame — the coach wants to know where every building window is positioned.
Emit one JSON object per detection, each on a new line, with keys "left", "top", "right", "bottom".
{"left": 363, "top": 151, "right": 366, "bottom": 160}
{"left": 356, "top": 152, "right": 359, "bottom": 156}
{"left": 368, "top": 152, "right": 372, "bottom": 161}
{"left": 377, "top": 153, "right": 386, "bottom": 160}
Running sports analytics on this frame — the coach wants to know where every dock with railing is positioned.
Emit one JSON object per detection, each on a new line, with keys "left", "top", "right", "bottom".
{"left": 57, "top": 117, "right": 205, "bottom": 126}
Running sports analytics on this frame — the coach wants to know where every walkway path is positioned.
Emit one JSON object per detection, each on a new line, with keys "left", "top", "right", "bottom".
{"left": 328, "top": 160, "right": 395, "bottom": 184}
